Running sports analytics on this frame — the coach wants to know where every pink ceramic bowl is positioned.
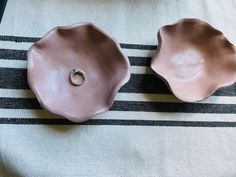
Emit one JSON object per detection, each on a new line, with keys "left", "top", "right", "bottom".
{"left": 151, "top": 18, "right": 236, "bottom": 102}
{"left": 27, "top": 23, "right": 130, "bottom": 122}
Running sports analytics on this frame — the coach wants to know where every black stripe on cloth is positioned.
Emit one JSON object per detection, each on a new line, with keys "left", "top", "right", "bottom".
{"left": 0, "top": 49, "right": 27, "bottom": 60}
{"left": 0, "top": 98, "right": 236, "bottom": 113}
{"left": 119, "top": 43, "right": 157, "bottom": 50}
{"left": 0, "top": 0, "right": 7, "bottom": 23}
{"left": 0, "top": 35, "right": 40, "bottom": 43}
{"left": 0, "top": 68, "right": 29, "bottom": 89}
{"left": 0, "top": 68, "right": 236, "bottom": 96}
{"left": 0, "top": 35, "right": 157, "bottom": 50}
{"left": 128, "top": 56, "right": 151, "bottom": 66}
{"left": 0, "top": 49, "right": 152, "bottom": 66}
{"left": 0, "top": 118, "right": 236, "bottom": 127}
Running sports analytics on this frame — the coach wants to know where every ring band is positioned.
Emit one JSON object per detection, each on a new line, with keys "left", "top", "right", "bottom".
{"left": 69, "top": 68, "right": 86, "bottom": 86}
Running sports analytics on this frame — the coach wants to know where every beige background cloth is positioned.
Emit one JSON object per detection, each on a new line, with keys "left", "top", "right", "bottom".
{"left": 0, "top": 0, "right": 236, "bottom": 177}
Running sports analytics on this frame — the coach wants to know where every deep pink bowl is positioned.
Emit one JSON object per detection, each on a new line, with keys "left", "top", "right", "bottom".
{"left": 151, "top": 18, "right": 236, "bottom": 102}
{"left": 27, "top": 23, "right": 130, "bottom": 122}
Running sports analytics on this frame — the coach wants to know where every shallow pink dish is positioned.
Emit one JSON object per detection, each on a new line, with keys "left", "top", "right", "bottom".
{"left": 27, "top": 23, "right": 130, "bottom": 122}
{"left": 151, "top": 18, "right": 236, "bottom": 102}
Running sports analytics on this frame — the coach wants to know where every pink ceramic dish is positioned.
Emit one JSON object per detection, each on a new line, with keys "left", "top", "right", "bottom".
{"left": 151, "top": 18, "right": 236, "bottom": 102}
{"left": 27, "top": 23, "right": 130, "bottom": 122}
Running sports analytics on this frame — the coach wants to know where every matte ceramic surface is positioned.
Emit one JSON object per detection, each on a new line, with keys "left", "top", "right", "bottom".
{"left": 151, "top": 18, "right": 236, "bottom": 102}
{"left": 27, "top": 23, "right": 130, "bottom": 122}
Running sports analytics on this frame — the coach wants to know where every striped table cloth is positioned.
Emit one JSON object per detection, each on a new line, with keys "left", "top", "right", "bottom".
{"left": 0, "top": 0, "right": 236, "bottom": 177}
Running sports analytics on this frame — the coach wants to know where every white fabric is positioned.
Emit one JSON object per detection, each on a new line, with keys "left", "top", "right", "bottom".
{"left": 1, "top": 0, "right": 236, "bottom": 177}
{"left": 1, "top": 0, "right": 236, "bottom": 45}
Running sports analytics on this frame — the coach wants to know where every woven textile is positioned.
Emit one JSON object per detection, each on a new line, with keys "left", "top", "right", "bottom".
{"left": 0, "top": 0, "right": 236, "bottom": 177}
